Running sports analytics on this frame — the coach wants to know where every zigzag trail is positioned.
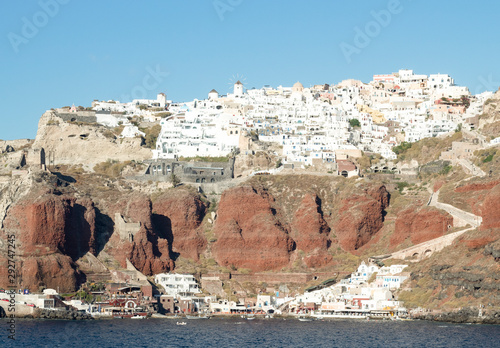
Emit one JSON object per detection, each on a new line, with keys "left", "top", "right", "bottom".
{"left": 373, "top": 189, "right": 482, "bottom": 262}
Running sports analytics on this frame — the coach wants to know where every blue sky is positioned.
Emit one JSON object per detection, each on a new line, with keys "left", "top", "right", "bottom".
{"left": 1, "top": 0, "right": 499, "bottom": 140}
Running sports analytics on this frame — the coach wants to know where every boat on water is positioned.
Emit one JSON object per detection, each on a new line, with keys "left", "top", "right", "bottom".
{"left": 113, "top": 312, "right": 148, "bottom": 319}
{"left": 298, "top": 316, "right": 314, "bottom": 322}
{"left": 131, "top": 315, "right": 146, "bottom": 319}
{"left": 176, "top": 322, "right": 187, "bottom": 326}
{"left": 311, "top": 311, "right": 368, "bottom": 319}
{"left": 243, "top": 314, "right": 256, "bottom": 320}
{"left": 394, "top": 317, "right": 413, "bottom": 321}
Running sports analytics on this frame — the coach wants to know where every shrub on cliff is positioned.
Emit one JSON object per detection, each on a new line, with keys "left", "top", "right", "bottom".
{"left": 93, "top": 160, "right": 137, "bottom": 177}
{"left": 349, "top": 118, "right": 361, "bottom": 128}
{"left": 140, "top": 124, "right": 162, "bottom": 149}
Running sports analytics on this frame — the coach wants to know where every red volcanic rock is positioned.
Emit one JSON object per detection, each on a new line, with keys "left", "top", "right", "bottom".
{"left": 124, "top": 229, "right": 174, "bottom": 275}
{"left": 20, "top": 255, "right": 81, "bottom": 293}
{"left": 391, "top": 206, "right": 453, "bottom": 247}
{"left": 455, "top": 180, "right": 500, "bottom": 193}
{"left": 8, "top": 194, "right": 98, "bottom": 258}
{"left": 65, "top": 197, "right": 97, "bottom": 259}
{"left": 434, "top": 180, "right": 445, "bottom": 192}
{"left": 106, "top": 195, "right": 174, "bottom": 275}
{"left": 1, "top": 192, "right": 95, "bottom": 291}
{"left": 22, "top": 195, "right": 70, "bottom": 253}
{"left": 291, "top": 194, "right": 332, "bottom": 268}
{"left": 479, "top": 183, "right": 500, "bottom": 230}
{"left": 212, "top": 186, "right": 295, "bottom": 272}
{"left": 335, "top": 185, "right": 389, "bottom": 252}
{"left": 152, "top": 189, "right": 207, "bottom": 261}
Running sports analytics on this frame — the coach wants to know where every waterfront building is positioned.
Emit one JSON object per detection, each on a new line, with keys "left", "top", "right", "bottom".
{"left": 154, "top": 273, "right": 201, "bottom": 296}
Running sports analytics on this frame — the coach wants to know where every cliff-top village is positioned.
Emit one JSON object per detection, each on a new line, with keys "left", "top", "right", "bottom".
{"left": 1, "top": 67, "right": 498, "bottom": 322}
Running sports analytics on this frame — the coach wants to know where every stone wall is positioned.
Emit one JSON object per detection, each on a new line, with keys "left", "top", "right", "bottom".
{"left": 114, "top": 213, "right": 141, "bottom": 242}
{"left": 420, "top": 160, "right": 451, "bottom": 174}
{"left": 144, "top": 158, "right": 235, "bottom": 184}
{"left": 230, "top": 272, "right": 349, "bottom": 284}
{"left": 56, "top": 112, "right": 97, "bottom": 124}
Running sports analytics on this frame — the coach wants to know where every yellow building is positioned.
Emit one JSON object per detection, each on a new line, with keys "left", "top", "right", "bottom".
{"left": 356, "top": 104, "right": 387, "bottom": 124}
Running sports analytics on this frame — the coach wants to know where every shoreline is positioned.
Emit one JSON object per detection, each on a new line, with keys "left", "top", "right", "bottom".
{"left": 411, "top": 308, "right": 500, "bottom": 325}
{"left": 2, "top": 309, "right": 500, "bottom": 325}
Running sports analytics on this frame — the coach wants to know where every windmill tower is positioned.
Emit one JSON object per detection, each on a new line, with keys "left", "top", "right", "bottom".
{"left": 234, "top": 80, "right": 244, "bottom": 97}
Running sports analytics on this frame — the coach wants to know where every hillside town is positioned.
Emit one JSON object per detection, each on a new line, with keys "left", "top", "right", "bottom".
{"left": 82, "top": 69, "right": 496, "bottom": 178}
{"left": 1, "top": 68, "right": 498, "bottom": 324}
{"left": 0, "top": 260, "right": 409, "bottom": 319}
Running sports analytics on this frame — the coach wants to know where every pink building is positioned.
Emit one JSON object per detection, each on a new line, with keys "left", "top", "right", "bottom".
{"left": 373, "top": 74, "right": 396, "bottom": 83}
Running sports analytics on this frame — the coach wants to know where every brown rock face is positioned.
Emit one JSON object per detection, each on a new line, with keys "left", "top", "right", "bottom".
{"left": 479, "top": 184, "right": 500, "bottom": 230}
{"left": 106, "top": 195, "right": 174, "bottom": 275}
{"left": 20, "top": 255, "right": 80, "bottom": 293}
{"left": 212, "top": 186, "right": 295, "bottom": 271}
{"left": 391, "top": 206, "right": 453, "bottom": 247}
{"left": 334, "top": 185, "right": 389, "bottom": 252}
{"left": 1, "top": 192, "right": 95, "bottom": 291}
{"left": 152, "top": 189, "right": 207, "bottom": 261}
{"left": 291, "top": 194, "right": 332, "bottom": 268}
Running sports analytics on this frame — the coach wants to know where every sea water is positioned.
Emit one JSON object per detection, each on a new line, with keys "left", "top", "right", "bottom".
{"left": 1, "top": 317, "right": 499, "bottom": 347}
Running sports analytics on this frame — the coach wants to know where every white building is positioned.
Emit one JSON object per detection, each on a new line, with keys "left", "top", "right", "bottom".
{"left": 154, "top": 273, "right": 201, "bottom": 296}
{"left": 428, "top": 73, "right": 454, "bottom": 90}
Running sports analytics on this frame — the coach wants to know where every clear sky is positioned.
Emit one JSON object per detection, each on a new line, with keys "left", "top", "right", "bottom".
{"left": 1, "top": 0, "right": 499, "bottom": 140}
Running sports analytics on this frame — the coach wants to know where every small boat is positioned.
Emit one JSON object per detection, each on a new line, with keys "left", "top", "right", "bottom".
{"left": 246, "top": 316, "right": 255, "bottom": 320}
{"left": 114, "top": 316, "right": 123, "bottom": 319}
{"left": 131, "top": 315, "right": 146, "bottom": 319}
{"left": 176, "top": 322, "right": 187, "bottom": 326}
{"left": 298, "top": 316, "right": 313, "bottom": 322}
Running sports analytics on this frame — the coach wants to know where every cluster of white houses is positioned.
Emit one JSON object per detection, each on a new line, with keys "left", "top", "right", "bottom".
{"left": 86, "top": 69, "right": 495, "bottom": 172}
{"left": 0, "top": 261, "right": 409, "bottom": 317}
{"left": 148, "top": 260, "right": 409, "bottom": 317}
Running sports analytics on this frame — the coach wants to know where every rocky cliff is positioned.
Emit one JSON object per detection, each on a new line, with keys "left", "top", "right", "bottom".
{"left": 2, "top": 108, "right": 500, "bottom": 318}
{"left": 0, "top": 171, "right": 205, "bottom": 291}
{"left": 334, "top": 185, "right": 389, "bottom": 252}
{"left": 31, "top": 111, "right": 151, "bottom": 171}
{"left": 391, "top": 206, "right": 453, "bottom": 247}
{"left": 210, "top": 178, "right": 390, "bottom": 272}
{"left": 211, "top": 186, "right": 295, "bottom": 272}
{"left": 397, "top": 179, "right": 500, "bottom": 311}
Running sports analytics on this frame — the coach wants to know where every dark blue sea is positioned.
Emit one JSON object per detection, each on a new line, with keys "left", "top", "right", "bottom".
{"left": 1, "top": 317, "right": 499, "bottom": 347}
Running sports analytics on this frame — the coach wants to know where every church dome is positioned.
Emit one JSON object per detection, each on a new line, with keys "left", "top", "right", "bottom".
{"left": 292, "top": 81, "right": 304, "bottom": 93}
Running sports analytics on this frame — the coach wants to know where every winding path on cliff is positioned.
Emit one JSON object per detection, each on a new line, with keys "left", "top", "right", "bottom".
{"left": 374, "top": 189, "right": 482, "bottom": 261}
